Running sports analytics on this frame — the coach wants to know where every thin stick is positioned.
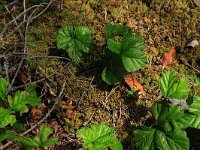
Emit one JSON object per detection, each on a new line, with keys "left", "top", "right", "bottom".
{"left": 7, "top": 59, "right": 24, "bottom": 93}
{"left": 0, "top": 2, "right": 51, "bottom": 37}
{"left": 0, "top": 4, "right": 45, "bottom": 37}
{"left": 4, "top": 5, "right": 24, "bottom": 40}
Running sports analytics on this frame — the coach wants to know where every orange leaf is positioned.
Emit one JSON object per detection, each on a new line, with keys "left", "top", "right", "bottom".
{"left": 30, "top": 107, "right": 43, "bottom": 121}
{"left": 160, "top": 47, "right": 176, "bottom": 67}
{"left": 124, "top": 74, "right": 146, "bottom": 98}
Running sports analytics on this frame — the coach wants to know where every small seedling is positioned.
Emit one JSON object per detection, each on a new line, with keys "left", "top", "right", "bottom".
{"left": 56, "top": 26, "right": 94, "bottom": 64}
{"left": 16, "top": 125, "right": 58, "bottom": 149}
{"left": 102, "top": 24, "right": 146, "bottom": 85}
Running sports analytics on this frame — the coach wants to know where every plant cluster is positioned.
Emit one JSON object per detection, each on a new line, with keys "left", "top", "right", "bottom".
{"left": 133, "top": 70, "right": 200, "bottom": 150}
{"left": 102, "top": 24, "right": 146, "bottom": 85}
{"left": 57, "top": 24, "right": 146, "bottom": 85}
{"left": 0, "top": 78, "right": 58, "bottom": 149}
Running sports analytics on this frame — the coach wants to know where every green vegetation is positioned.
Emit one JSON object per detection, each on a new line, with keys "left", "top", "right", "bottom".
{"left": 133, "top": 70, "right": 200, "bottom": 150}
{"left": 158, "top": 70, "right": 190, "bottom": 99}
{"left": 75, "top": 70, "right": 200, "bottom": 150}
{"left": 16, "top": 125, "right": 58, "bottom": 149}
{"left": 0, "top": 0, "right": 199, "bottom": 149}
{"left": 0, "top": 78, "right": 41, "bottom": 127}
{"left": 56, "top": 26, "right": 94, "bottom": 64}
{"left": 77, "top": 124, "right": 122, "bottom": 150}
{"left": 102, "top": 24, "right": 146, "bottom": 85}
{"left": 0, "top": 78, "right": 57, "bottom": 148}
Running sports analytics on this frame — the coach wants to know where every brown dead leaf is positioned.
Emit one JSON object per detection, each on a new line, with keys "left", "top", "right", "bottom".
{"left": 124, "top": 74, "right": 146, "bottom": 98}
{"left": 159, "top": 47, "right": 176, "bottom": 67}
{"left": 30, "top": 107, "right": 43, "bottom": 121}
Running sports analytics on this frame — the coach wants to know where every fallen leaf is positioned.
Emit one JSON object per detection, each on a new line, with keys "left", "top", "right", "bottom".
{"left": 186, "top": 39, "right": 199, "bottom": 48}
{"left": 124, "top": 74, "right": 146, "bottom": 98}
{"left": 159, "top": 47, "right": 176, "bottom": 67}
{"left": 30, "top": 107, "right": 43, "bottom": 121}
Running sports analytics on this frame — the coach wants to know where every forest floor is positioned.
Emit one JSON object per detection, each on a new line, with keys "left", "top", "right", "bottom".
{"left": 0, "top": 0, "right": 200, "bottom": 149}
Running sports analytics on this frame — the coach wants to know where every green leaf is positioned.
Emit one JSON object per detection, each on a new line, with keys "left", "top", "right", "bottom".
{"left": 13, "top": 122, "right": 24, "bottom": 131}
{"left": 0, "top": 78, "right": 8, "bottom": 101}
{"left": 120, "top": 34, "right": 146, "bottom": 72}
{"left": 16, "top": 125, "right": 57, "bottom": 148}
{"left": 105, "top": 23, "right": 131, "bottom": 39}
{"left": 175, "top": 96, "right": 200, "bottom": 129}
{"left": 75, "top": 26, "right": 93, "bottom": 53}
{"left": 107, "top": 38, "right": 121, "bottom": 54}
{"left": 16, "top": 136, "right": 39, "bottom": 148}
{"left": 122, "top": 48, "right": 146, "bottom": 72}
{"left": 133, "top": 91, "right": 200, "bottom": 150}
{"left": 133, "top": 126, "right": 189, "bottom": 150}
{"left": 179, "top": 114, "right": 200, "bottom": 129}
{"left": 0, "top": 129, "right": 14, "bottom": 142}
{"left": 35, "top": 125, "right": 54, "bottom": 145}
{"left": 158, "top": 70, "right": 190, "bottom": 99}
{"left": 56, "top": 26, "right": 93, "bottom": 64}
{"left": 189, "top": 95, "right": 200, "bottom": 115}
{"left": 77, "top": 124, "right": 122, "bottom": 150}
{"left": 26, "top": 83, "right": 41, "bottom": 106}
{"left": 103, "top": 24, "right": 146, "bottom": 85}
{"left": 102, "top": 50, "right": 127, "bottom": 85}
{"left": 56, "top": 27, "right": 73, "bottom": 49}
{"left": 152, "top": 102, "right": 185, "bottom": 123}
{"left": 133, "top": 101, "right": 192, "bottom": 150}
{"left": 42, "top": 137, "right": 59, "bottom": 147}
{"left": 121, "top": 32, "right": 145, "bottom": 54}
{"left": 155, "top": 129, "right": 189, "bottom": 150}
{"left": 133, "top": 126, "right": 155, "bottom": 150}
{"left": 0, "top": 107, "right": 16, "bottom": 128}
{"left": 8, "top": 91, "right": 29, "bottom": 115}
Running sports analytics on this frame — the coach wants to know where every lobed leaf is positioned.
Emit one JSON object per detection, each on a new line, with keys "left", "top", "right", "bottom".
{"left": 134, "top": 102, "right": 190, "bottom": 150}
{"left": 152, "top": 102, "right": 185, "bottom": 123}
{"left": 107, "top": 38, "right": 121, "bottom": 54}
{"left": 77, "top": 124, "right": 122, "bottom": 150}
{"left": 8, "top": 91, "right": 29, "bottom": 115}
{"left": 178, "top": 114, "right": 200, "bottom": 129}
{"left": 0, "top": 129, "right": 14, "bottom": 142}
{"left": 133, "top": 126, "right": 155, "bottom": 150}
{"left": 36, "top": 125, "right": 54, "bottom": 145}
{"left": 16, "top": 136, "right": 39, "bottom": 148}
{"left": 158, "top": 70, "right": 190, "bottom": 99}
{"left": 103, "top": 24, "right": 146, "bottom": 85}
{"left": 189, "top": 95, "right": 200, "bottom": 115}
{"left": 133, "top": 126, "right": 189, "bottom": 150}
{"left": 56, "top": 26, "right": 93, "bottom": 64}
{"left": 0, "top": 107, "right": 16, "bottom": 128}
{"left": 56, "top": 27, "right": 73, "bottom": 49}
{"left": 122, "top": 48, "right": 146, "bottom": 72}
